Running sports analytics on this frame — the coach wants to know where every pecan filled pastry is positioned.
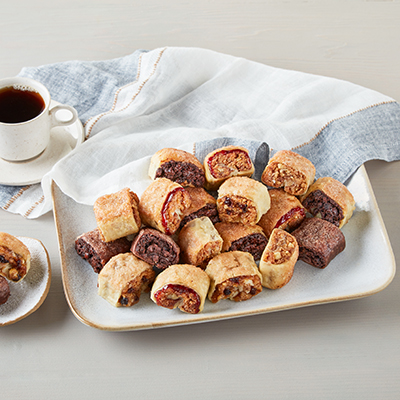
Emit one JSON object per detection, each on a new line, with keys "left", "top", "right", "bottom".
{"left": 98, "top": 253, "right": 155, "bottom": 307}
{"left": 94, "top": 187, "right": 141, "bottom": 242}
{"left": 151, "top": 264, "right": 210, "bottom": 314}
{"left": 148, "top": 148, "right": 205, "bottom": 188}
{"left": 203, "top": 145, "right": 255, "bottom": 190}
{"left": 292, "top": 217, "right": 346, "bottom": 269}
{"left": 217, "top": 176, "right": 270, "bottom": 225}
{"left": 205, "top": 251, "right": 262, "bottom": 303}
{"left": 130, "top": 228, "right": 180, "bottom": 273}
{"left": 259, "top": 229, "right": 299, "bottom": 289}
{"left": 180, "top": 187, "right": 219, "bottom": 229}
{"left": 257, "top": 189, "right": 306, "bottom": 238}
{"left": 75, "top": 228, "right": 132, "bottom": 273}
{"left": 215, "top": 222, "right": 268, "bottom": 261}
{"left": 300, "top": 177, "right": 355, "bottom": 228}
{"left": 261, "top": 150, "right": 315, "bottom": 196}
{"left": 0, "top": 275, "right": 10, "bottom": 305}
{"left": 139, "top": 178, "right": 191, "bottom": 235}
{"left": 0, "top": 232, "right": 31, "bottom": 282}
{"left": 178, "top": 217, "right": 223, "bottom": 268}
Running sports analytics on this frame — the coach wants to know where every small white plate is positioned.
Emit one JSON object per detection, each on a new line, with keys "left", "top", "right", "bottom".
{"left": 52, "top": 165, "right": 395, "bottom": 331}
{"left": 0, "top": 236, "right": 51, "bottom": 326}
{"left": 0, "top": 101, "right": 84, "bottom": 186}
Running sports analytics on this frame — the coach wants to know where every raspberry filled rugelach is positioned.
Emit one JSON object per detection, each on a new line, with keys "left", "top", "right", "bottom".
{"left": 203, "top": 145, "right": 255, "bottom": 190}
{"left": 292, "top": 217, "right": 345, "bottom": 269}
{"left": 139, "top": 178, "right": 191, "bottom": 235}
{"left": 205, "top": 251, "right": 262, "bottom": 303}
{"left": 259, "top": 229, "right": 299, "bottom": 289}
{"left": 261, "top": 150, "right": 315, "bottom": 196}
{"left": 130, "top": 228, "right": 180, "bottom": 273}
{"left": 94, "top": 187, "right": 141, "bottom": 242}
{"left": 148, "top": 148, "right": 205, "bottom": 188}
{"left": 178, "top": 217, "right": 223, "bottom": 268}
{"left": 75, "top": 228, "right": 131, "bottom": 273}
{"left": 151, "top": 264, "right": 210, "bottom": 314}
{"left": 98, "top": 253, "right": 155, "bottom": 307}
{"left": 217, "top": 176, "right": 270, "bottom": 225}
{"left": 180, "top": 187, "right": 219, "bottom": 229}
{"left": 257, "top": 189, "right": 306, "bottom": 238}
{"left": 214, "top": 222, "right": 268, "bottom": 261}
{"left": 0, "top": 275, "right": 10, "bottom": 305}
{"left": 0, "top": 232, "right": 31, "bottom": 282}
{"left": 300, "top": 177, "right": 355, "bottom": 228}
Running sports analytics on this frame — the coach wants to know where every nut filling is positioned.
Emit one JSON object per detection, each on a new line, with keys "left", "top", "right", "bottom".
{"left": 118, "top": 270, "right": 155, "bottom": 307}
{"left": 266, "top": 163, "right": 308, "bottom": 195}
{"left": 208, "top": 149, "right": 253, "bottom": 179}
{"left": 0, "top": 245, "right": 27, "bottom": 282}
{"left": 153, "top": 284, "right": 201, "bottom": 314}
{"left": 217, "top": 195, "right": 258, "bottom": 225}
{"left": 263, "top": 231, "right": 297, "bottom": 265}
{"left": 210, "top": 275, "right": 262, "bottom": 303}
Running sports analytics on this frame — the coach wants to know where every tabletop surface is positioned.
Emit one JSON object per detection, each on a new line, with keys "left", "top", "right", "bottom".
{"left": 1, "top": 1, "right": 399, "bottom": 399}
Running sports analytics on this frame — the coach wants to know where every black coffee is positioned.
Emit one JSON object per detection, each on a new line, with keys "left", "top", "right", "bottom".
{"left": 0, "top": 86, "right": 45, "bottom": 124}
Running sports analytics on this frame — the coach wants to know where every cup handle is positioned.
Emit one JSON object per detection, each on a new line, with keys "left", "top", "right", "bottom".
{"left": 49, "top": 104, "right": 78, "bottom": 127}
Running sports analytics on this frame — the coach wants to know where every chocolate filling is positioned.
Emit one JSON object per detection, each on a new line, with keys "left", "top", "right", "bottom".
{"left": 0, "top": 275, "right": 10, "bottom": 305}
{"left": 155, "top": 161, "right": 205, "bottom": 187}
{"left": 302, "top": 189, "right": 343, "bottom": 227}
{"left": 229, "top": 233, "right": 268, "bottom": 261}
{"left": 180, "top": 204, "right": 219, "bottom": 229}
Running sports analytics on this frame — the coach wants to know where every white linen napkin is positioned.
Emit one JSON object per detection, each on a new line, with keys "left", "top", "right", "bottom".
{"left": 2, "top": 46, "right": 400, "bottom": 218}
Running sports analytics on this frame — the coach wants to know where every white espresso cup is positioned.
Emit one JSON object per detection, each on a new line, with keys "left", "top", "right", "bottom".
{"left": 0, "top": 77, "right": 79, "bottom": 162}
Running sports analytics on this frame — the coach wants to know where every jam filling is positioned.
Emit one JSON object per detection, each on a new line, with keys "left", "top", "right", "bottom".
{"left": 161, "top": 187, "right": 186, "bottom": 235}
{"left": 154, "top": 284, "right": 201, "bottom": 314}
{"left": 274, "top": 207, "right": 305, "bottom": 230}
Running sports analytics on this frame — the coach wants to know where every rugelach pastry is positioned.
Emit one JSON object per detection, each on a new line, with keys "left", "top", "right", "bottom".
{"left": 257, "top": 189, "right": 306, "bottom": 238}
{"left": 215, "top": 222, "right": 268, "bottom": 261}
{"left": 130, "top": 228, "right": 180, "bottom": 273}
{"left": 217, "top": 176, "right": 270, "bottom": 225}
{"left": 261, "top": 150, "right": 315, "bottom": 196}
{"left": 205, "top": 251, "right": 262, "bottom": 303}
{"left": 151, "top": 264, "right": 210, "bottom": 314}
{"left": 300, "top": 177, "right": 355, "bottom": 228}
{"left": 178, "top": 217, "right": 223, "bottom": 268}
{"left": 139, "top": 178, "right": 191, "bottom": 235}
{"left": 75, "top": 228, "right": 131, "bottom": 273}
{"left": 292, "top": 217, "right": 345, "bottom": 269}
{"left": 203, "top": 145, "right": 255, "bottom": 190}
{"left": 148, "top": 148, "right": 205, "bottom": 187}
{"left": 0, "top": 232, "right": 31, "bottom": 282}
{"left": 94, "top": 187, "right": 141, "bottom": 242}
{"left": 98, "top": 253, "right": 155, "bottom": 307}
{"left": 180, "top": 187, "right": 219, "bottom": 229}
{"left": 0, "top": 275, "right": 10, "bottom": 305}
{"left": 259, "top": 229, "right": 299, "bottom": 289}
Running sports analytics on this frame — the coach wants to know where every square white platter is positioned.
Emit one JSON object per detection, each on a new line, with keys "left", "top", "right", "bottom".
{"left": 52, "top": 165, "right": 395, "bottom": 331}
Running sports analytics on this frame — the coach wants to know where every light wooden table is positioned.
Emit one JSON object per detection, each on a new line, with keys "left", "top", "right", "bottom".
{"left": 1, "top": 1, "right": 399, "bottom": 399}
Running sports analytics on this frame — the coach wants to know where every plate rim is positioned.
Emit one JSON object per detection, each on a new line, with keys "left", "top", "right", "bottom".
{"left": 51, "top": 164, "right": 396, "bottom": 331}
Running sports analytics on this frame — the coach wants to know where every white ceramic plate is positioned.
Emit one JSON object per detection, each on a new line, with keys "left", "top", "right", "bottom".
{"left": 0, "top": 237, "right": 51, "bottom": 326}
{"left": 0, "top": 101, "right": 84, "bottom": 186}
{"left": 51, "top": 165, "right": 395, "bottom": 331}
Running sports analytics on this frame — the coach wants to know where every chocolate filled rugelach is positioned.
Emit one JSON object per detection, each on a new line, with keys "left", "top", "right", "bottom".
{"left": 292, "top": 217, "right": 345, "bottom": 269}
{"left": 148, "top": 148, "right": 205, "bottom": 188}
{"left": 257, "top": 189, "right": 306, "bottom": 238}
{"left": 261, "top": 150, "right": 315, "bottom": 196}
{"left": 151, "top": 264, "right": 210, "bottom": 314}
{"left": 217, "top": 176, "right": 270, "bottom": 225}
{"left": 98, "top": 253, "right": 155, "bottom": 307}
{"left": 180, "top": 187, "right": 219, "bottom": 229}
{"left": 178, "top": 217, "right": 223, "bottom": 268}
{"left": 94, "top": 187, "right": 141, "bottom": 242}
{"left": 204, "top": 145, "right": 255, "bottom": 190}
{"left": 259, "top": 229, "right": 299, "bottom": 289}
{"left": 0, "top": 275, "right": 10, "bottom": 305}
{"left": 205, "top": 251, "right": 262, "bottom": 303}
{"left": 75, "top": 228, "right": 131, "bottom": 273}
{"left": 0, "top": 232, "right": 31, "bottom": 282}
{"left": 130, "top": 228, "right": 180, "bottom": 273}
{"left": 300, "top": 177, "right": 355, "bottom": 228}
{"left": 139, "top": 178, "right": 191, "bottom": 235}
{"left": 214, "top": 222, "right": 268, "bottom": 261}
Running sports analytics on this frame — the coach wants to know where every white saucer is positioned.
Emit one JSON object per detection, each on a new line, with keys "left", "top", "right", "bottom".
{"left": 0, "top": 101, "right": 84, "bottom": 186}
